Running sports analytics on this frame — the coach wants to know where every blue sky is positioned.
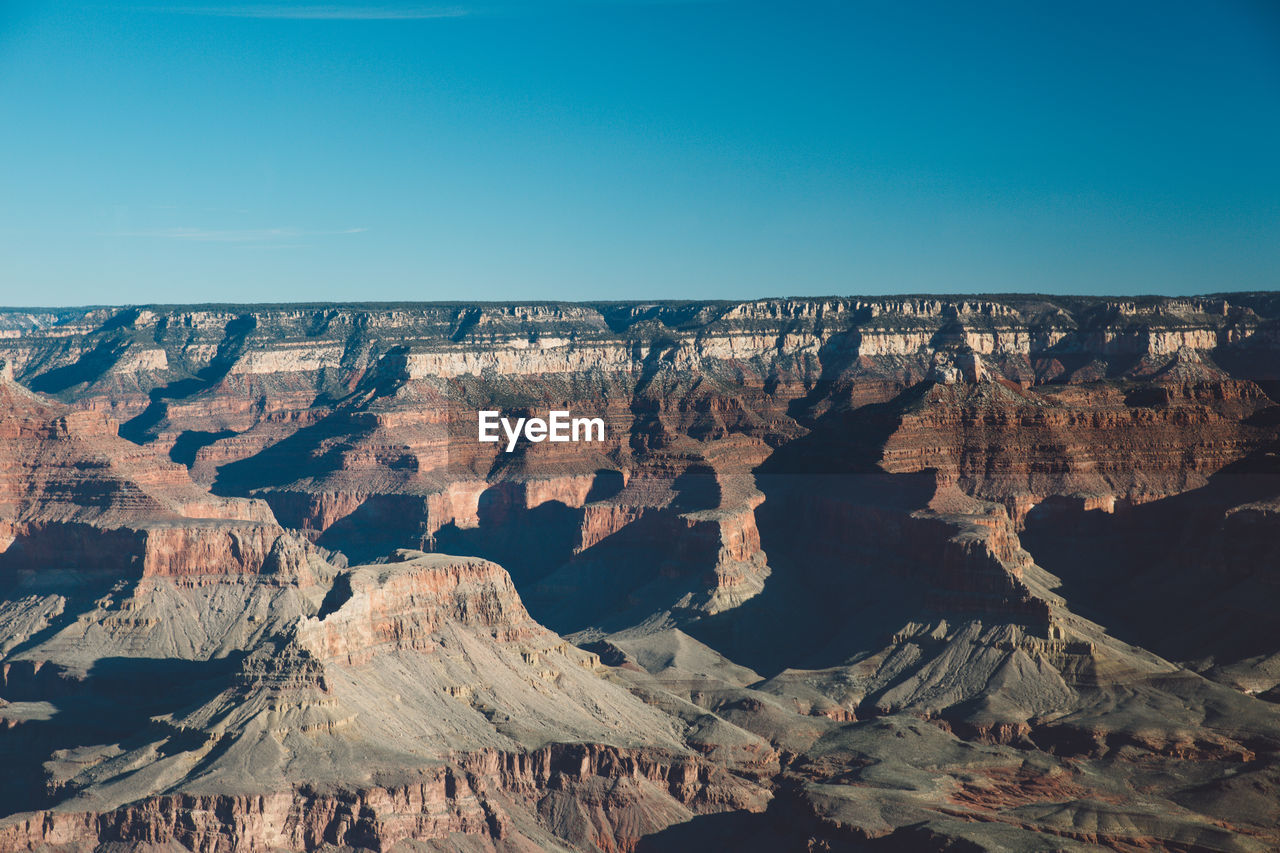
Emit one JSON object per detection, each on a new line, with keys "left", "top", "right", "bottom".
{"left": 0, "top": 0, "right": 1277, "bottom": 305}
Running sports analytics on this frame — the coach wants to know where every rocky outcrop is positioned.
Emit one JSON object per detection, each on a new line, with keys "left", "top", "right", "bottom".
{"left": 0, "top": 740, "right": 769, "bottom": 853}
{"left": 2, "top": 295, "right": 1280, "bottom": 851}
{"left": 880, "top": 368, "right": 1274, "bottom": 524}
{"left": 0, "top": 375, "right": 281, "bottom": 577}
{"left": 0, "top": 551, "right": 769, "bottom": 852}
{"left": 295, "top": 553, "right": 546, "bottom": 661}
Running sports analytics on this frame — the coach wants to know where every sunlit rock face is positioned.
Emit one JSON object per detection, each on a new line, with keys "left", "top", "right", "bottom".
{"left": 2, "top": 295, "right": 1280, "bottom": 851}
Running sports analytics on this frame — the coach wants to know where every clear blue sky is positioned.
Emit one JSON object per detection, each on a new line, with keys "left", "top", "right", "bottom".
{"left": 1, "top": 1, "right": 1277, "bottom": 305}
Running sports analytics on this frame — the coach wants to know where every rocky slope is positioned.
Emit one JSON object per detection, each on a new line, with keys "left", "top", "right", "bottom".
{"left": 0, "top": 553, "right": 766, "bottom": 851}
{"left": 0, "top": 373, "right": 280, "bottom": 579}
{"left": 0, "top": 294, "right": 1279, "bottom": 851}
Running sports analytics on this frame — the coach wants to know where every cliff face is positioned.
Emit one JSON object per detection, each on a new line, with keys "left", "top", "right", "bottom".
{"left": 0, "top": 552, "right": 763, "bottom": 852}
{"left": 880, "top": 368, "right": 1273, "bottom": 523}
{"left": 1, "top": 295, "right": 1280, "bottom": 851}
{"left": 8, "top": 295, "right": 1273, "bottom": 615}
{"left": 0, "top": 377, "right": 280, "bottom": 578}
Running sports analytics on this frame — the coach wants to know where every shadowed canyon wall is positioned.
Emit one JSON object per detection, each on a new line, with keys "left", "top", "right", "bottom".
{"left": 1, "top": 295, "right": 1279, "bottom": 851}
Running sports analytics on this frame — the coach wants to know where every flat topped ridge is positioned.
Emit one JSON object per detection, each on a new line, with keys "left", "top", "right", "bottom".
{"left": 350, "top": 549, "right": 515, "bottom": 589}
{"left": 371, "top": 547, "right": 502, "bottom": 569}
{"left": 345, "top": 550, "right": 525, "bottom": 610}
{"left": 0, "top": 292, "right": 1271, "bottom": 310}
{"left": 2, "top": 295, "right": 1273, "bottom": 393}
{"left": 299, "top": 548, "right": 538, "bottom": 657}
{"left": 0, "top": 293, "right": 1274, "bottom": 333}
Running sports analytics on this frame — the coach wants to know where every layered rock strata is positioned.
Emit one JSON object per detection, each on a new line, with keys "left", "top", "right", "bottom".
{"left": 1, "top": 295, "right": 1278, "bottom": 851}
{"left": 0, "top": 374, "right": 280, "bottom": 578}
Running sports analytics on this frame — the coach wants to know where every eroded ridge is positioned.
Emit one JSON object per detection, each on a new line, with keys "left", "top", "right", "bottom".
{"left": 1, "top": 296, "right": 1279, "bottom": 851}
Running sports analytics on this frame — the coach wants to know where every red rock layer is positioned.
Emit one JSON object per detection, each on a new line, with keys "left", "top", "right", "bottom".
{"left": 297, "top": 555, "right": 545, "bottom": 664}
{"left": 881, "top": 376, "right": 1274, "bottom": 524}
{"left": 0, "top": 741, "right": 766, "bottom": 853}
{"left": 0, "top": 379, "right": 280, "bottom": 576}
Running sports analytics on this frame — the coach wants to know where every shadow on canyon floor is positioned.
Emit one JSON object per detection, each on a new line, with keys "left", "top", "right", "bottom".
{"left": 432, "top": 487, "right": 585, "bottom": 590}
{"left": 0, "top": 655, "right": 244, "bottom": 817}
{"left": 430, "top": 469, "right": 727, "bottom": 634}
{"left": 681, "top": 470, "right": 937, "bottom": 676}
{"left": 119, "top": 315, "right": 259, "bottom": 444}
{"left": 1020, "top": 451, "right": 1280, "bottom": 667}
{"left": 634, "top": 807, "right": 870, "bottom": 853}
{"left": 679, "top": 389, "right": 953, "bottom": 675}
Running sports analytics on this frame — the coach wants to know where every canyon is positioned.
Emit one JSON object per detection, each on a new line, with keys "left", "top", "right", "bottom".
{"left": 0, "top": 294, "right": 1278, "bottom": 851}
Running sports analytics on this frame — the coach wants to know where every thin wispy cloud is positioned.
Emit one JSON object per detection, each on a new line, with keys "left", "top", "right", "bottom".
{"left": 147, "top": 1, "right": 712, "bottom": 20}
{"left": 147, "top": 204, "right": 252, "bottom": 214}
{"left": 157, "top": 4, "right": 467, "bottom": 19}
{"left": 112, "top": 226, "right": 368, "bottom": 242}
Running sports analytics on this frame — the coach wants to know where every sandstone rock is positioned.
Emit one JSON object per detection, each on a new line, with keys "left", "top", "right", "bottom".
{"left": 2, "top": 296, "right": 1279, "bottom": 851}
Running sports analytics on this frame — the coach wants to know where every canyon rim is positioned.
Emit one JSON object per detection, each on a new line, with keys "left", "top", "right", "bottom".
{"left": 0, "top": 295, "right": 1278, "bottom": 851}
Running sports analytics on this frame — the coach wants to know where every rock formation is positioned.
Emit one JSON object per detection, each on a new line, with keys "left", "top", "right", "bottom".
{"left": 1, "top": 295, "right": 1279, "bottom": 851}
